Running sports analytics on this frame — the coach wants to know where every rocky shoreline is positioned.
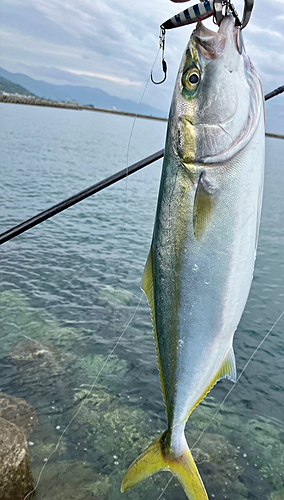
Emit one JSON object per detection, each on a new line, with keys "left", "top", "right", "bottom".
{"left": 0, "top": 92, "right": 168, "bottom": 122}
{"left": 0, "top": 392, "right": 36, "bottom": 500}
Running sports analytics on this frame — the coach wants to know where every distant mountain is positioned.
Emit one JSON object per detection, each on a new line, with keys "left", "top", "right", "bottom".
{"left": 0, "top": 67, "right": 165, "bottom": 118}
{"left": 0, "top": 75, "right": 35, "bottom": 97}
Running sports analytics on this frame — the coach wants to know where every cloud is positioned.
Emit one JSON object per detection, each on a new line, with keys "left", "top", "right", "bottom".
{"left": 62, "top": 68, "right": 143, "bottom": 86}
{"left": 0, "top": 0, "right": 284, "bottom": 120}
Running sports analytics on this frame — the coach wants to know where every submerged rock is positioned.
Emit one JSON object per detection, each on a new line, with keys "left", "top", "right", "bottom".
{"left": 0, "top": 417, "right": 33, "bottom": 500}
{"left": 29, "top": 436, "right": 67, "bottom": 464}
{"left": 243, "top": 416, "right": 284, "bottom": 491}
{"left": 190, "top": 432, "right": 238, "bottom": 465}
{"left": 33, "top": 460, "right": 110, "bottom": 500}
{"left": 99, "top": 285, "right": 134, "bottom": 305}
{"left": 0, "top": 289, "right": 86, "bottom": 355}
{"left": 76, "top": 353, "right": 128, "bottom": 388}
{"left": 0, "top": 391, "right": 38, "bottom": 436}
{"left": 188, "top": 431, "right": 246, "bottom": 499}
{"left": 268, "top": 489, "right": 284, "bottom": 500}
{"left": 10, "top": 339, "right": 75, "bottom": 390}
{"left": 73, "top": 387, "right": 153, "bottom": 471}
{"left": 11, "top": 339, "right": 52, "bottom": 363}
{"left": 189, "top": 397, "right": 224, "bottom": 431}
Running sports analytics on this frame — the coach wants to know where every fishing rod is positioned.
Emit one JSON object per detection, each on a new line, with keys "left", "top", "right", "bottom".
{"left": 0, "top": 86, "right": 283, "bottom": 246}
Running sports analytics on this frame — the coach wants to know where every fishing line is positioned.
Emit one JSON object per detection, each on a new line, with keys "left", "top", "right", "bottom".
{"left": 156, "top": 476, "right": 174, "bottom": 500}
{"left": 23, "top": 292, "right": 143, "bottom": 500}
{"left": 153, "top": 307, "right": 284, "bottom": 499}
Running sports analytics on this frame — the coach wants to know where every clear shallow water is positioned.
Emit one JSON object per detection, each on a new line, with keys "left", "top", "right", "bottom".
{"left": 0, "top": 103, "right": 284, "bottom": 500}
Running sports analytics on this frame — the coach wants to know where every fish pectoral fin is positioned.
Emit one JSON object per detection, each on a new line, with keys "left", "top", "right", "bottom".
{"left": 193, "top": 172, "right": 218, "bottom": 240}
{"left": 218, "top": 345, "right": 237, "bottom": 383}
{"left": 121, "top": 430, "right": 208, "bottom": 500}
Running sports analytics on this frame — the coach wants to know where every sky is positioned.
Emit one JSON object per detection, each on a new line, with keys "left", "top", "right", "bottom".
{"left": 1, "top": 0, "right": 284, "bottom": 120}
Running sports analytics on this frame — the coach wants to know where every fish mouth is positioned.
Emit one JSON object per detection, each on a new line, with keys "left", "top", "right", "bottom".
{"left": 193, "top": 15, "right": 238, "bottom": 60}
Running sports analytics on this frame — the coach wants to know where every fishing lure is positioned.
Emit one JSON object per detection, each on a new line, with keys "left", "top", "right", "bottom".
{"left": 152, "top": 0, "right": 253, "bottom": 85}
{"left": 162, "top": 0, "right": 215, "bottom": 30}
{"left": 152, "top": 0, "right": 216, "bottom": 85}
{"left": 162, "top": 0, "right": 253, "bottom": 31}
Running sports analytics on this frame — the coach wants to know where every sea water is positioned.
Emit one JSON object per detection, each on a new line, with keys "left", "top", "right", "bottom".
{"left": 0, "top": 103, "right": 284, "bottom": 500}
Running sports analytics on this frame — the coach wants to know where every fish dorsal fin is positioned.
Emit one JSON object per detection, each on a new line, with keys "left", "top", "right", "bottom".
{"left": 193, "top": 172, "right": 218, "bottom": 240}
{"left": 141, "top": 246, "right": 169, "bottom": 415}
{"left": 217, "top": 346, "right": 237, "bottom": 383}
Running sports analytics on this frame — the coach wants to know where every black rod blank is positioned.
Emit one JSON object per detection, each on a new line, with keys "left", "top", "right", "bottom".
{"left": 0, "top": 149, "right": 164, "bottom": 245}
{"left": 0, "top": 85, "right": 283, "bottom": 246}
{"left": 265, "top": 85, "right": 284, "bottom": 101}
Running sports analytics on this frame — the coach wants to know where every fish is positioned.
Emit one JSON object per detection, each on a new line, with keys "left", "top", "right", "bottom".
{"left": 121, "top": 13, "right": 265, "bottom": 500}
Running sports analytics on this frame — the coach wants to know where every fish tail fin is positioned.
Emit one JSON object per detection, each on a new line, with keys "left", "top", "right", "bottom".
{"left": 121, "top": 429, "right": 208, "bottom": 500}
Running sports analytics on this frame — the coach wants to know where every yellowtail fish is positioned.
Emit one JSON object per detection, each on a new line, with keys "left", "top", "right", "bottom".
{"left": 121, "top": 14, "right": 265, "bottom": 500}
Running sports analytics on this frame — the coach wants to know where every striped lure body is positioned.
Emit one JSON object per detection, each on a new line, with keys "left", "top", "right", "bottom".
{"left": 122, "top": 15, "right": 265, "bottom": 500}
{"left": 162, "top": 0, "right": 214, "bottom": 30}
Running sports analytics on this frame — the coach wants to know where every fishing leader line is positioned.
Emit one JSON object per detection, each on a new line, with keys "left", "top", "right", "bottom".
{"left": 153, "top": 307, "right": 284, "bottom": 500}
{"left": 156, "top": 476, "right": 174, "bottom": 500}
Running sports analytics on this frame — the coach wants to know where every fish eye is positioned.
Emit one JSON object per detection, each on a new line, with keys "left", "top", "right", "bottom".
{"left": 183, "top": 68, "right": 200, "bottom": 91}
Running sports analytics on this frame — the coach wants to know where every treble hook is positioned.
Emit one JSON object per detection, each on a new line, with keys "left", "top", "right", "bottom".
{"left": 151, "top": 27, "right": 167, "bottom": 85}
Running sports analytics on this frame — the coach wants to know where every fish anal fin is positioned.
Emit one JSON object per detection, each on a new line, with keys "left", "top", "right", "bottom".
{"left": 217, "top": 345, "right": 237, "bottom": 383}
{"left": 141, "top": 246, "right": 169, "bottom": 415}
{"left": 187, "top": 346, "right": 237, "bottom": 419}
{"left": 193, "top": 172, "right": 218, "bottom": 240}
